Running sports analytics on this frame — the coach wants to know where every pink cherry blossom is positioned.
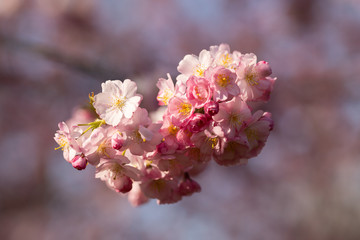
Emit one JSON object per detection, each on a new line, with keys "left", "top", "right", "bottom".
{"left": 210, "top": 43, "right": 240, "bottom": 69}
{"left": 95, "top": 158, "right": 140, "bottom": 193}
{"left": 82, "top": 126, "right": 127, "bottom": 166}
{"left": 167, "top": 96, "right": 194, "bottom": 127}
{"left": 191, "top": 125, "right": 224, "bottom": 156}
{"left": 212, "top": 96, "right": 252, "bottom": 138}
{"left": 206, "top": 66, "right": 240, "bottom": 102}
{"left": 244, "top": 111, "right": 274, "bottom": 158}
{"left": 119, "top": 108, "right": 162, "bottom": 156}
{"left": 186, "top": 76, "right": 212, "bottom": 108}
{"left": 213, "top": 137, "right": 249, "bottom": 166}
{"left": 236, "top": 55, "right": 276, "bottom": 102}
{"left": 156, "top": 73, "right": 175, "bottom": 106}
{"left": 159, "top": 114, "right": 180, "bottom": 153}
{"left": 54, "top": 122, "right": 81, "bottom": 163}
{"left": 93, "top": 79, "right": 142, "bottom": 126}
{"left": 177, "top": 49, "right": 213, "bottom": 78}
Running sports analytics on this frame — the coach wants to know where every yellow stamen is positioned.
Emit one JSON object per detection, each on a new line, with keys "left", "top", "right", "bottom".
{"left": 97, "top": 141, "right": 110, "bottom": 158}
{"left": 217, "top": 74, "right": 230, "bottom": 87}
{"left": 178, "top": 102, "right": 192, "bottom": 116}
{"left": 220, "top": 54, "right": 232, "bottom": 68}
{"left": 157, "top": 88, "right": 173, "bottom": 105}
{"left": 168, "top": 125, "right": 179, "bottom": 135}
{"left": 194, "top": 66, "right": 205, "bottom": 77}
{"left": 245, "top": 72, "right": 259, "bottom": 86}
{"left": 145, "top": 160, "right": 153, "bottom": 168}
{"left": 229, "top": 114, "right": 242, "bottom": 127}
{"left": 134, "top": 131, "right": 146, "bottom": 143}
{"left": 113, "top": 97, "right": 126, "bottom": 109}
{"left": 55, "top": 136, "right": 68, "bottom": 151}
{"left": 208, "top": 137, "right": 218, "bottom": 149}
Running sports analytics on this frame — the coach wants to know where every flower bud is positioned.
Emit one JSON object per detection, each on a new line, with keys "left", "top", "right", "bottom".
{"left": 114, "top": 175, "right": 133, "bottom": 194}
{"left": 204, "top": 101, "right": 219, "bottom": 117}
{"left": 178, "top": 173, "right": 201, "bottom": 196}
{"left": 71, "top": 155, "right": 87, "bottom": 170}
{"left": 256, "top": 61, "right": 272, "bottom": 78}
{"left": 111, "top": 132, "right": 124, "bottom": 150}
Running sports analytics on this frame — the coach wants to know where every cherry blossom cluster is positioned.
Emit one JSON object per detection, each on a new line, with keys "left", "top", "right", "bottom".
{"left": 54, "top": 44, "right": 276, "bottom": 206}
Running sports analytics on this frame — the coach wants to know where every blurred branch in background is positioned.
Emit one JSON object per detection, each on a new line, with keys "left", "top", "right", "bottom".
{"left": 0, "top": 33, "right": 123, "bottom": 80}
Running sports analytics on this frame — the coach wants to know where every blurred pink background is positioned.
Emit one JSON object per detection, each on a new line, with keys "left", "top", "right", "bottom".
{"left": 1, "top": 0, "right": 360, "bottom": 239}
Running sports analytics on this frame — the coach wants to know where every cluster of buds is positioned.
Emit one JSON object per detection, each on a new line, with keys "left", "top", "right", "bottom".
{"left": 54, "top": 44, "right": 276, "bottom": 206}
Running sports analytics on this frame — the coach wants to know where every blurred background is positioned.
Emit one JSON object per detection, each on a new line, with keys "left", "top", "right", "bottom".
{"left": 1, "top": 0, "right": 360, "bottom": 239}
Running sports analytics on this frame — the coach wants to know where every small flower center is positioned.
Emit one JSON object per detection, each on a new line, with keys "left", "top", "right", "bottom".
{"left": 113, "top": 97, "right": 126, "bottom": 109}
{"left": 168, "top": 124, "right": 179, "bottom": 135}
{"left": 217, "top": 74, "right": 230, "bottom": 87}
{"left": 229, "top": 114, "right": 242, "bottom": 127}
{"left": 158, "top": 88, "right": 173, "bottom": 105}
{"left": 194, "top": 86, "right": 206, "bottom": 99}
{"left": 111, "top": 164, "right": 123, "bottom": 180}
{"left": 178, "top": 102, "right": 192, "bottom": 116}
{"left": 208, "top": 137, "right": 218, "bottom": 149}
{"left": 245, "top": 72, "right": 259, "bottom": 86}
{"left": 133, "top": 130, "right": 146, "bottom": 143}
{"left": 194, "top": 65, "right": 205, "bottom": 77}
{"left": 97, "top": 140, "right": 110, "bottom": 157}
{"left": 220, "top": 54, "right": 232, "bottom": 68}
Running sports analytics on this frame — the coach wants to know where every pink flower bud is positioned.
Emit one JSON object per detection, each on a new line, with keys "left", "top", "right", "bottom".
{"left": 71, "top": 155, "right": 87, "bottom": 170}
{"left": 204, "top": 101, "right": 219, "bottom": 116}
{"left": 187, "top": 113, "right": 208, "bottom": 133}
{"left": 111, "top": 132, "right": 124, "bottom": 150}
{"left": 178, "top": 173, "right": 201, "bottom": 196}
{"left": 114, "top": 175, "right": 133, "bottom": 194}
{"left": 256, "top": 61, "right": 272, "bottom": 78}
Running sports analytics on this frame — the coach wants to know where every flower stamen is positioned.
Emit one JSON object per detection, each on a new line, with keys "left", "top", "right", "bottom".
{"left": 113, "top": 97, "right": 126, "bottom": 109}
{"left": 178, "top": 103, "right": 192, "bottom": 116}
{"left": 217, "top": 74, "right": 230, "bottom": 87}
{"left": 245, "top": 72, "right": 259, "bottom": 86}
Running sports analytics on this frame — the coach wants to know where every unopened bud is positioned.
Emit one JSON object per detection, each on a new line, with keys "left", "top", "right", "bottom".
{"left": 71, "top": 155, "right": 87, "bottom": 170}
{"left": 204, "top": 101, "right": 219, "bottom": 117}
{"left": 111, "top": 132, "right": 124, "bottom": 150}
{"left": 114, "top": 175, "right": 133, "bottom": 194}
{"left": 256, "top": 61, "right": 272, "bottom": 78}
{"left": 178, "top": 173, "right": 201, "bottom": 196}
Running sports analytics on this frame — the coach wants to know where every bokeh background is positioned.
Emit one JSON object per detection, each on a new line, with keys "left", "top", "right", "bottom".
{"left": 1, "top": 0, "right": 360, "bottom": 239}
